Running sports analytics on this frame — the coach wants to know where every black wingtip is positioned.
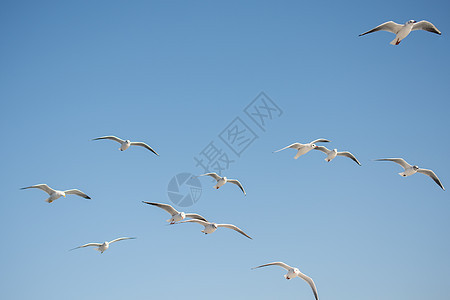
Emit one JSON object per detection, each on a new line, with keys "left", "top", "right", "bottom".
{"left": 85, "top": 196, "right": 91, "bottom": 199}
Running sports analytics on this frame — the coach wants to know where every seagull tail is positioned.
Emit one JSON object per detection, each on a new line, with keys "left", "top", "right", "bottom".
{"left": 390, "top": 38, "right": 400, "bottom": 45}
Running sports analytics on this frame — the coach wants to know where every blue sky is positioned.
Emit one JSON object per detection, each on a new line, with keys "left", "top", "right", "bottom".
{"left": 1, "top": 1, "right": 449, "bottom": 299}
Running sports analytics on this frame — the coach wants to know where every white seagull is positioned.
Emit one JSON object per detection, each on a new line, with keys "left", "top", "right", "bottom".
{"left": 70, "top": 237, "right": 136, "bottom": 254}
{"left": 359, "top": 20, "right": 441, "bottom": 45}
{"left": 252, "top": 262, "right": 319, "bottom": 300}
{"left": 198, "top": 172, "right": 246, "bottom": 195}
{"left": 142, "top": 201, "right": 207, "bottom": 224}
{"left": 177, "top": 219, "right": 252, "bottom": 239}
{"left": 21, "top": 184, "right": 91, "bottom": 203}
{"left": 92, "top": 135, "right": 159, "bottom": 156}
{"left": 314, "top": 146, "right": 361, "bottom": 166}
{"left": 274, "top": 139, "right": 330, "bottom": 159}
{"left": 375, "top": 158, "right": 445, "bottom": 190}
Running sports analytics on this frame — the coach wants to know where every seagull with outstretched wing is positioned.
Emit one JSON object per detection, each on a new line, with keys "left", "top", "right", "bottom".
{"left": 93, "top": 135, "right": 159, "bottom": 156}
{"left": 21, "top": 184, "right": 91, "bottom": 203}
{"left": 359, "top": 20, "right": 441, "bottom": 45}
{"left": 70, "top": 237, "right": 136, "bottom": 253}
{"left": 142, "top": 201, "right": 207, "bottom": 224}
{"left": 198, "top": 172, "right": 246, "bottom": 195}
{"left": 177, "top": 219, "right": 252, "bottom": 239}
{"left": 314, "top": 146, "right": 361, "bottom": 166}
{"left": 274, "top": 139, "right": 330, "bottom": 159}
{"left": 252, "top": 262, "right": 319, "bottom": 300}
{"left": 375, "top": 158, "right": 444, "bottom": 190}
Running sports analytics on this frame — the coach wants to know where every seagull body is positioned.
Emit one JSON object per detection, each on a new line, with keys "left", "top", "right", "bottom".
{"left": 314, "top": 146, "right": 361, "bottom": 166}
{"left": 359, "top": 20, "right": 441, "bottom": 45}
{"left": 92, "top": 136, "right": 159, "bottom": 156}
{"left": 142, "top": 201, "right": 207, "bottom": 224}
{"left": 375, "top": 158, "right": 445, "bottom": 190}
{"left": 252, "top": 262, "right": 319, "bottom": 300}
{"left": 178, "top": 219, "right": 252, "bottom": 239}
{"left": 274, "top": 139, "right": 330, "bottom": 159}
{"left": 198, "top": 173, "right": 246, "bottom": 195}
{"left": 21, "top": 184, "right": 91, "bottom": 203}
{"left": 70, "top": 237, "right": 136, "bottom": 253}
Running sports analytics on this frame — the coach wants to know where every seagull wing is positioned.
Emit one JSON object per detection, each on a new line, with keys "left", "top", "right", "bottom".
{"left": 198, "top": 172, "right": 221, "bottom": 181}
{"left": 412, "top": 21, "right": 441, "bottom": 35}
{"left": 64, "top": 189, "right": 91, "bottom": 199}
{"left": 251, "top": 262, "right": 293, "bottom": 271}
{"left": 298, "top": 272, "right": 320, "bottom": 300}
{"left": 359, "top": 21, "right": 403, "bottom": 36}
{"left": 109, "top": 237, "right": 136, "bottom": 244}
{"left": 227, "top": 179, "right": 246, "bottom": 195}
{"left": 70, "top": 243, "right": 102, "bottom": 251}
{"left": 142, "top": 201, "right": 179, "bottom": 215}
{"left": 185, "top": 213, "right": 208, "bottom": 222}
{"left": 314, "top": 146, "right": 331, "bottom": 154}
{"left": 374, "top": 158, "right": 411, "bottom": 170}
{"left": 92, "top": 136, "right": 125, "bottom": 144}
{"left": 417, "top": 169, "right": 445, "bottom": 190}
{"left": 130, "top": 142, "right": 159, "bottom": 156}
{"left": 337, "top": 151, "right": 361, "bottom": 166}
{"left": 310, "top": 138, "right": 331, "bottom": 144}
{"left": 178, "top": 219, "right": 209, "bottom": 226}
{"left": 273, "top": 143, "right": 304, "bottom": 153}
{"left": 20, "top": 184, "right": 56, "bottom": 195}
{"left": 216, "top": 224, "right": 252, "bottom": 239}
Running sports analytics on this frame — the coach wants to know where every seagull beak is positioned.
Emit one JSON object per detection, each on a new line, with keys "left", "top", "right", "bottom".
{"left": 63, "top": 195, "right": 66, "bottom": 197}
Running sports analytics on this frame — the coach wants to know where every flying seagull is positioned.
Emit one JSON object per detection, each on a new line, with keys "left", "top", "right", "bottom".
{"left": 359, "top": 20, "right": 441, "bottom": 45}
{"left": 177, "top": 219, "right": 252, "bottom": 239}
{"left": 21, "top": 184, "right": 91, "bottom": 203}
{"left": 375, "top": 158, "right": 445, "bottom": 190}
{"left": 314, "top": 146, "right": 361, "bottom": 166}
{"left": 70, "top": 237, "right": 136, "bottom": 253}
{"left": 92, "top": 135, "right": 159, "bottom": 156}
{"left": 142, "top": 201, "right": 207, "bottom": 224}
{"left": 198, "top": 173, "right": 246, "bottom": 195}
{"left": 274, "top": 139, "right": 330, "bottom": 159}
{"left": 252, "top": 262, "right": 319, "bottom": 300}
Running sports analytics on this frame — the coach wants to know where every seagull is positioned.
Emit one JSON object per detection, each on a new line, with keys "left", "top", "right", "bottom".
{"left": 252, "top": 262, "right": 319, "bottom": 300}
{"left": 21, "top": 184, "right": 91, "bottom": 203}
{"left": 274, "top": 139, "right": 330, "bottom": 159}
{"left": 92, "top": 135, "right": 159, "bottom": 156}
{"left": 70, "top": 237, "right": 136, "bottom": 253}
{"left": 177, "top": 219, "right": 252, "bottom": 239}
{"left": 359, "top": 20, "right": 441, "bottom": 45}
{"left": 375, "top": 158, "right": 445, "bottom": 190}
{"left": 198, "top": 173, "right": 246, "bottom": 195}
{"left": 142, "top": 201, "right": 207, "bottom": 224}
{"left": 314, "top": 146, "right": 361, "bottom": 166}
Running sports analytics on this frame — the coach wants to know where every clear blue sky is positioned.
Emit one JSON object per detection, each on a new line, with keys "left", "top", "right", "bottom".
{"left": 1, "top": 1, "right": 449, "bottom": 299}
